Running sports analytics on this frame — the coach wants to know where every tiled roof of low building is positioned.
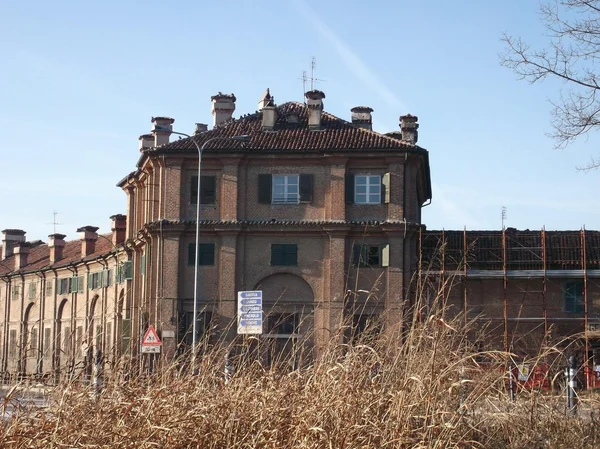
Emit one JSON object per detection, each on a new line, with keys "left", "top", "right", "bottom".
{"left": 421, "top": 229, "right": 600, "bottom": 271}
{"left": 0, "top": 234, "right": 119, "bottom": 275}
{"left": 143, "top": 102, "right": 426, "bottom": 154}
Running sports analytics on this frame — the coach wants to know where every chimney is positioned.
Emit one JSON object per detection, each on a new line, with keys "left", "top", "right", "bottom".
{"left": 399, "top": 114, "right": 419, "bottom": 144}
{"left": 110, "top": 214, "right": 127, "bottom": 246}
{"left": 258, "top": 88, "right": 274, "bottom": 111}
{"left": 13, "top": 242, "right": 30, "bottom": 271}
{"left": 48, "top": 233, "right": 66, "bottom": 264}
{"left": 1, "top": 229, "right": 26, "bottom": 260}
{"left": 305, "top": 90, "right": 326, "bottom": 130}
{"left": 350, "top": 106, "right": 374, "bottom": 131}
{"left": 77, "top": 225, "right": 99, "bottom": 257}
{"left": 211, "top": 93, "right": 236, "bottom": 127}
{"left": 194, "top": 123, "right": 208, "bottom": 135}
{"left": 138, "top": 134, "right": 154, "bottom": 151}
{"left": 151, "top": 117, "right": 174, "bottom": 147}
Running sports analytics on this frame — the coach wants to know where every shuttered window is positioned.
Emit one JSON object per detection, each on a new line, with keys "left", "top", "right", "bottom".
{"left": 188, "top": 243, "right": 215, "bottom": 266}
{"left": 564, "top": 281, "right": 584, "bottom": 313}
{"left": 258, "top": 174, "right": 314, "bottom": 204}
{"left": 346, "top": 173, "right": 390, "bottom": 204}
{"left": 270, "top": 244, "right": 298, "bottom": 266}
{"left": 191, "top": 175, "right": 217, "bottom": 205}
{"left": 352, "top": 244, "right": 390, "bottom": 267}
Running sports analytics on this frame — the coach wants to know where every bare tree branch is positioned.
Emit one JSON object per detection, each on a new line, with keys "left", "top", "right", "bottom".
{"left": 500, "top": 0, "right": 600, "bottom": 169}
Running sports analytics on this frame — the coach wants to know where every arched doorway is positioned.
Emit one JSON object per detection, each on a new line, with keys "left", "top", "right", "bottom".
{"left": 22, "top": 302, "right": 36, "bottom": 375}
{"left": 56, "top": 299, "right": 70, "bottom": 376}
{"left": 254, "top": 273, "right": 314, "bottom": 369}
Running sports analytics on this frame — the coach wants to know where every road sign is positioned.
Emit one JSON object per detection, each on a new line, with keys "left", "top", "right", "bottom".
{"left": 141, "top": 345, "right": 161, "bottom": 354}
{"left": 237, "top": 290, "right": 263, "bottom": 334}
{"left": 142, "top": 325, "right": 162, "bottom": 346}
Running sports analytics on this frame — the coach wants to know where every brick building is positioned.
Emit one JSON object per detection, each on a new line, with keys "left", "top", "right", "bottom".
{"left": 2, "top": 87, "right": 598, "bottom": 385}
{"left": 0, "top": 88, "right": 432, "bottom": 376}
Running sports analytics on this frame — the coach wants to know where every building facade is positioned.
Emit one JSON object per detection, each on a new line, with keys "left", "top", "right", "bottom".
{"left": 2, "top": 87, "right": 598, "bottom": 385}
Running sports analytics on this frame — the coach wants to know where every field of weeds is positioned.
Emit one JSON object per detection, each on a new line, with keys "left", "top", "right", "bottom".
{"left": 1, "top": 310, "right": 599, "bottom": 449}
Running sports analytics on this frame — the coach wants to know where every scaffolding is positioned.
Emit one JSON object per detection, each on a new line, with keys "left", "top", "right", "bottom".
{"left": 419, "top": 228, "right": 600, "bottom": 389}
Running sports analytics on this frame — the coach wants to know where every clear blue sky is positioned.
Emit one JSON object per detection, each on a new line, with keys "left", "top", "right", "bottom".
{"left": 1, "top": 0, "right": 599, "bottom": 242}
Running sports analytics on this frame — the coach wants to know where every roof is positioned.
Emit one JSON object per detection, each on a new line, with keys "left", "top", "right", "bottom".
{"left": 143, "top": 102, "right": 426, "bottom": 154}
{"left": 146, "top": 219, "right": 422, "bottom": 230}
{"left": 0, "top": 234, "right": 119, "bottom": 276}
{"left": 421, "top": 229, "right": 600, "bottom": 271}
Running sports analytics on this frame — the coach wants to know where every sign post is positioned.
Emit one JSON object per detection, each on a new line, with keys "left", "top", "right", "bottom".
{"left": 237, "top": 291, "right": 263, "bottom": 335}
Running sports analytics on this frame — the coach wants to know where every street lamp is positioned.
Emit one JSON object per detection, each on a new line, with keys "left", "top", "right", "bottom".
{"left": 153, "top": 126, "right": 250, "bottom": 371}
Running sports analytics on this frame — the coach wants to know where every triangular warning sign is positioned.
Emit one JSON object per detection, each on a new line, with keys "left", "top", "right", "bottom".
{"left": 142, "top": 325, "right": 162, "bottom": 346}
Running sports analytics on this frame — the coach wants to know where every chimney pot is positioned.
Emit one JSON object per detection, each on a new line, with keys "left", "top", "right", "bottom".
{"left": 77, "top": 225, "right": 99, "bottom": 257}
{"left": 258, "top": 88, "right": 275, "bottom": 111}
{"left": 194, "top": 123, "right": 208, "bottom": 135}
{"left": 48, "top": 233, "right": 66, "bottom": 264}
{"left": 110, "top": 214, "right": 127, "bottom": 246}
{"left": 399, "top": 114, "right": 419, "bottom": 144}
{"left": 211, "top": 92, "right": 236, "bottom": 127}
{"left": 138, "top": 134, "right": 154, "bottom": 151}
{"left": 350, "top": 106, "right": 374, "bottom": 131}
{"left": 305, "top": 90, "right": 326, "bottom": 130}
{"left": 13, "top": 241, "right": 31, "bottom": 271}
{"left": 1, "top": 229, "right": 26, "bottom": 260}
{"left": 151, "top": 116, "right": 175, "bottom": 147}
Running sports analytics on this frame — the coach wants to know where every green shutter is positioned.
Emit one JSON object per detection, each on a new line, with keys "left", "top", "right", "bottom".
{"left": 70, "top": 277, "right": 77, "bottom": 293}
{"left": 299, "top": 174, "right": 314, "bottom": 203}
{"left": 382, "top": 172, "right": 390, "bottom": 204}
{"left": 78, "top": 276, "right": 84, "bottom": 293}
{"left": 123, "top": 261, "right": 133, "bottom": 280}
{"left": 200, "top": 175, "right": 217, "bottom": 204}
{"left": 140, "top": 255, "right": 146, "bottom": 276}
{"left": 258, "top": 174, "right": 272, "bottom": 204}
{"left": 380, "top": 244, "right": 390, "bottom": 267}
{"left": 345, "top": 174, "right": 355, "bottom": 204}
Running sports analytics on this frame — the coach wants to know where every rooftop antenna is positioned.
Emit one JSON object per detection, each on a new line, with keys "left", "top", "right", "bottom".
{"left": 46, "top": 211, "right": 63, "bottom": 234}
{"left": 502, "top": 206, "right": 507, "bottom": 230}
{"left": 300, "top": 57, "right": 325, "bottom": 100}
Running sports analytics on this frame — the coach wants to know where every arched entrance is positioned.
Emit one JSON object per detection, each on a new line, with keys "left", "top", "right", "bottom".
{"left": 254, "top": 273, "right": 314, "bottom": 368}
{"left": 22, "top": 302, "right": 36, "bottom": 375}
{"left": 56, "top": 299, "right": 70, "bottom": 376}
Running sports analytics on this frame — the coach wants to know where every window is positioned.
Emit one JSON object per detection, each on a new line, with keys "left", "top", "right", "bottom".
{"left": 28, "top": 282, "right": 37, "bottom": 299}
{"left": 30, "top": 328, "right": 38, "bottom": 352}
{"left": 355, "top": 175, "right": 381, "bottom": 204}
{"left": 9, "top": 330, "right": 16, "bottom": 358}
{"left": 58, "top": 278, "right": 70, "bottom": 295}
{"left": 106, "top": 322, "right": 112, "bottom": 354}
{"left": 102, "top": 269, "right": 112, "bottom": 287}
{"left": 117, "top": 261, "right": 133, "bottom": 283}
{"left": 191, "top": 175, "right": 217, "bottom": 205}
{"left": 89, "top": 272, "right": 102, "bottom": 290}
{"left": 12, "top": 285, "right": 20, "bottom": 301}
{"left": 347, "top": 314, "right": 381, "bottom": 342}
{"left": 267, "top": 313, "right": 298, "bottom": 335}
{"left": 353, "top": 243, "right": 390, "bottom": 267}
{"left": 345, "top": 173, "right": 390, "bottom": 204}
{"left": 258, "top": 174, "right": 314, "bottom": 204}
{"left": 45, "top": 279, "right": 53, "bottom": 297}
{"left": 43, "top": 328, "right": 51, "bottom": 359}
{"left": 63, "top": 327, "right": 71, "bottom": 358}
{"left": 188, "top": 243, "right": 215, "bottom": 266}
{"left": 270, "top": 244, "right": 298, "bottom": 266}
{"left": 564, "top": 281, "right": 584, "bottom": 313}
{"left": 273, "top": 175, "right": 299, "bottom": 204}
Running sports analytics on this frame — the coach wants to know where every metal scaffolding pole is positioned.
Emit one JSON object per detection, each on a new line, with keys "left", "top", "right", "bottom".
{"left": 503, "top": 227, "right": 508, "bottom": 353}
{"left": 582, "top": 227, "right": 590, "bottom": 389}
{"left": 542, "top": 228, "right": 548, "bottom": 342}
{"left": 441, "top": 229, "right": 446, "bottom": 317}
{"left": 463, "top": 227, "right": 468, "bottom": 328}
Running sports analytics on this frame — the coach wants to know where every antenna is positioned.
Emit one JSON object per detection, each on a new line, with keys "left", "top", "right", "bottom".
{"left": 46, "top": 211, "right": 63, "bottom": 234}
{"left": 502, "top": 206, "right": 507, "bottom": 230}
{"left": 300, "top": 57, "right": 325, "bottom": 100}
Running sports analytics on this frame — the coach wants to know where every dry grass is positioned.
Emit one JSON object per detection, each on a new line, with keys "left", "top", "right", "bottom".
{"left": 1, "top": 308, "right": 599, "bottom": 448}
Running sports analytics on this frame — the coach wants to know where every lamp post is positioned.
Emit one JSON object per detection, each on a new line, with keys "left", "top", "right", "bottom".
{"left": 153, "top": 126, "right": 249, "bottom": 371}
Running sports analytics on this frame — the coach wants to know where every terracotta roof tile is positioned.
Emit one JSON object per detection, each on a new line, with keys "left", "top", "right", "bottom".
{"left": 144, "top": 102, "right": 424, "bottom": 154}
{"left": 0, "top": 234, "right": 119, "bottom": 276}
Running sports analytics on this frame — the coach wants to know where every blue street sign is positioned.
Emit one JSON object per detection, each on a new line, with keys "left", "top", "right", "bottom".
{"left": 240, "top": 305, "right": 262, "bottom": 313}
{"left": 240, "top": 298, "right": 262, "bottom": 305}
{"left": 238, "top": 290, "right": 263, "bottom": 335}
{"left": 240, "top": 319, "right": 262, "bottom": 326}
